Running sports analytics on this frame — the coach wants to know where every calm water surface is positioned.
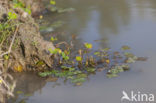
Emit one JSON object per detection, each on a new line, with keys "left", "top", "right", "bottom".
{"left": 10, "top": 0, "right": 156, "bottom": 103}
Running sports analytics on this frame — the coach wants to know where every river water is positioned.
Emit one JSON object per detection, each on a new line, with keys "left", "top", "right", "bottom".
{"left": 10, "top": 0, "right": 156, "bottom": 103}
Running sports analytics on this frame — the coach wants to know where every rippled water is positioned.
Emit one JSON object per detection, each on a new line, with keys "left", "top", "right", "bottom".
{"left": 10, "top": 0, "right": 156, "bottom": 103}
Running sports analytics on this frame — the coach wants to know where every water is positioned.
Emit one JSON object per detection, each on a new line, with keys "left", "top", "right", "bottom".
{"left": 10, "top": 0, "right": 156, "bottom": 103}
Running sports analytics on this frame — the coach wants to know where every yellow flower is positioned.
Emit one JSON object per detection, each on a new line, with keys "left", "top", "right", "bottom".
{"left": 0, "top": 79, "right": 2, "bottom": 84}
{"left": 39, "top": 15, "right": 43, "bottom": 19}
{"left": 76, "top": 56, "right": 82, "bottom": 62}
{"left": 106, "top": 59, "right": 110, "bottom": 64}
{"left": 14, "top": 65, "right": 23, "bottom": 72}
{"left": 50, "top": 0, "right": 56, "bottom": 5}
{"left": 84, "top": 43, "right": 93, "bottom": 49}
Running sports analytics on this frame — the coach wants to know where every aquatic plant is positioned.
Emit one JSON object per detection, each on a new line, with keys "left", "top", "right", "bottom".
{"left": 37, "top": 36, "right": 145, "bottom": 85}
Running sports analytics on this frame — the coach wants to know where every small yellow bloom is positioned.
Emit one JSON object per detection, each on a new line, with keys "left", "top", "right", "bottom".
{"left": 106, "top": 59, "right": 110, "bottom": 64}
{"left": 84, "top": 43, "right": 93, "bottom": 49}
{"left": 50, "top": 0, "right": 56, "bottom": 5}
{"left": 14, "top": 65, "right": 23, "bottom": 72}
{"left": 39, "top": 15, "right": 43, "bottom": 19}
{"left": 76, "top": 56, "right": 82, "bottom": 62}
{"left": 58, "top": 49, "right": 62, "bottom": 54}
{"left": 0, "top": 79, "right": 2, "bottom": 84}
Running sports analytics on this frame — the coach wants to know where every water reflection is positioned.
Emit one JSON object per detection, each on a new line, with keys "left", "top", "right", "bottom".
{"left": 9, "top": 0, "right": 156, "bottom": 103}
{"left": 54, "top": 0, "right": 131, "bottom": 35}
{"left": 7, "top": 73, "right": 46, "bottom": 103}
{"left": 43, "top": 0, "right": 156, "bottom": 48}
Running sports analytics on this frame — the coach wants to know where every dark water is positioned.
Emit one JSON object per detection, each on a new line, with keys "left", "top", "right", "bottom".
{"left": 10, "top": 0, "right": 156, "bottom": 103}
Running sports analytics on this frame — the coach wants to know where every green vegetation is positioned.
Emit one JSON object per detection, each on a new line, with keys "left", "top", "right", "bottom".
{"left": 13, "top": 0, "right": 31, "bottom": 15}
{"left": 38, "top": 37, "right": 141, "bottom": 85}
{"left": 47, "top": 0, "right": 75, "bottom": 13}
{"left": 0, "top": 11, "right": 18, "bottom": 55}
{"left": 0, "top": 1, "right": 33, "bottom": 100}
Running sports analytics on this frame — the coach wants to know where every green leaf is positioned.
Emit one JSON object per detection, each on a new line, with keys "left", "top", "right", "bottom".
{"left": 48, "top": 48, "right": 62, "bottom": 54}
{"left": 121, "top": 45, "right": 131, "bottom": 50}
{"left": 76, "top": 56, "right": 82, "bottom": 62}
{"left": 51, "top": 37, "right": 57, "bottom": 42}
{"left": 38, "top": 71, "right": 53, "bottom": 77}
{"left": 86, "top": 67, "right": 96, "bottom": 72}
{"left": 124, "top": 52, "right": 135, "bottom": 58}
{"left": 125, "top": 57, "right": 137, "bottom": 63}
{"left": 107, "top": 73, "right": 118, "bottom": 78}
{"left": 24, "top": 7, "right": 31, "bottom": 15}
{"left": 71, "top": 77, "right": 86, "bottom": 83}
{"left": 50, "top": 0, "right": 56, "bottom": 5}
{"left": 16, "top": 91, "right": 23, "bottom": 94}
{"left": 102, "top": 48, "right": 110, "bottom": 52}
{"left": 61, "top": 52, "right": 69, "bottom": 60}
{"left": 84, "top": 43, "right": 92, "bottom": 49}
{"left": 8, "top": 11, "right": 17, "bottom": 20}
{"left": 94, "top": 52, "right": 100, "bottom": 56}
{"left": 4, "top": 55, "right": 9, "bottom": 60}
{"left": 77, "top": 73, "right": 87, "bottom": 78}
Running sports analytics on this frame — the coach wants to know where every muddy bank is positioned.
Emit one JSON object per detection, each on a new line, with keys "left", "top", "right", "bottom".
{"left": 0, "top": 0, "right": 55, "bottom": 102}
{"left": 0, "top": 0, "right": 55, "bottom": 71}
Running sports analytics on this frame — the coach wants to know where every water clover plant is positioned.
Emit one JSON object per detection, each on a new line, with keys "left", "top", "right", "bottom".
{"left": 38, "top": 36, "right": 146, "bottom": 85}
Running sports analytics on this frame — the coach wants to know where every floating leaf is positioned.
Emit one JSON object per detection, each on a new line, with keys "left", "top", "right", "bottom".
{"left": 51, "top": 37, "right": 58, "bottom": 42}
{"left": 113, "top": 51, "right": 120, "bottom": 56}
{"left": 137, "top": 57, "right": 148, "bottom": 61}
{"left": 75, "top": 82, "right": 82, "bottom": 86}
{"left": 102, "top": 48, "right": 110, "bottom": 51}
{"left": 24, "top": 93, "right": 33, "bottom": 97}
{"left": 94, "top": 52, "right": 100, "bottom": 56}
{"left": 121, "top": 64, "right": 130, "bottom": 71}
{"left": 76, "top": 56, "right": 82, "bottom": 62}
{"left": 38, "top": 71, "right": 53, "bottom": 77}
{"left": 67, "top": 76, "right": 74, "bottom": 79}
{"left": 16, "top": 91, "right": 23, "bottom": 94}
{"left": 58, "top": 8, "right": 75, "bottom": 13}
{"left": 18, "top": 99, "right": 27, "bottom": 103}
{"left": 61, "top": 66, "right": 75, "bottom": 71}
{"left": 73, "top": 70, "right": 82, "bottom": 75}
{"left": 46, "top": 77, "right": 58, "bottom": 82}
{"left": 86, "top": 67, "right": 96, "bottom": 72}
{"left": 71, "top": 77, "right": 86, "bottom": 83}
{"left": 107, "top": 73, "right": 118, "bottom": 78}
{"left": 77, "top": 73, "right": 87, "bottom": 78}
{"left": 125, "top": 57, "right": 137, "bottom": 63}
{"left": 121, "top": 45, "right": 131, "bottom": 50}
{"left": 124, "top": 52, "right": 135, "bottom": 58}
{"left": 84, "top": 43, "right": 92, "bottom": 49}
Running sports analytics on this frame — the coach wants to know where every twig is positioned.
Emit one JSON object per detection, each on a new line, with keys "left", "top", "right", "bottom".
{"left": 0, "top": 26, "right": 19, "bottom": 57}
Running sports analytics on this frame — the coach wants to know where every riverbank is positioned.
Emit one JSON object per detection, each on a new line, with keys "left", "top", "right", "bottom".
{"left": 0, "top": 0, "right": 55, "bottom": 102}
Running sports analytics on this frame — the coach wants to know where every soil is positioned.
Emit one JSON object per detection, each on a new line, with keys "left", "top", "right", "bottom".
{"left": 0, "top": 0, "right": 56, "bottom": 102}
{"left": 1, "top": 0, "right": 55, "bottom": 70}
